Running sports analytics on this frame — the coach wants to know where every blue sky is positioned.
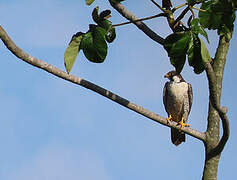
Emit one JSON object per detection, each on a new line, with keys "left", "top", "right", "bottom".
{"left": 0, "top": 0, "right": 236, "bottom": 179}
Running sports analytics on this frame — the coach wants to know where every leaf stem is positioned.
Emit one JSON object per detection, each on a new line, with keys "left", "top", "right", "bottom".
{"left": 189, "top": 6, "right": 195, "bottom": 18}
{"left": 108, "top": 0, "right": 165, "bottom": 45}
{"left": 191, "top": 6, "right": 207, "bottom": 12}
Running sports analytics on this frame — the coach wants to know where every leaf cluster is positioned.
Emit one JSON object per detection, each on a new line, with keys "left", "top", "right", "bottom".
{"left": 164, "top": 0, "right": 236, "bottom": 74}
{"left": 199, "top": 0, "right": 236, "bottom": 38}
{"left": 64, "top": 7, "right": 116, "bottom": 74}
{"left": 164, "top": 18, "right": 211, "bottom": 74}
{"left": 66, "top": 0, "right": 236, "bottom": 76}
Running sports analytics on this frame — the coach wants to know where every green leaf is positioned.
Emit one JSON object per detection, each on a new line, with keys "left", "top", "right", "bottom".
{"left": 186, "top": 0, "right": 195, "bottom": 4}
{"left": 81, "top": 32, "right": 97, "bottom": 62}
{"left": 86, "top": 0, "right": 95, "bottom": 5}
{"left": 200, "top": 38, "right": 211, "bottom": 63}
{"left": 92, "top": 6, "right": 100, "bottom": 24}
{"left": 164, "top": 32, "right": 190, "bottom": 57}
{"left": 217, "top": 25, "right": 232, "bottom": 40}
{"left": 187, "top": 34, "right": 195, "bottom": 67}
{"left": 98, "top": 19, "right": 112, "bottom": 31}
{"left": 164, "top": 32, "right": 190, "bottom": 73}
{"left": 190, "top": 18, "right": 209, "bottom": 43}
{"left": 92, "top": 7, "right": 113, "bottom": 31}
{"left": 106, "top": 27, "right": 116, "bottom": 43}
{"left": 170, "top": 55, "right": 186, "bottom": 74}
{"left": 198, "top": 26, "right": 209, "bottom": 43}
{"left": 190, "top": 18, "right": 199, "bottom": 29}
{"left": 81, "top": 25, "right": 108, "bottom": 63}
{"left": 64, "top": 32, "right": 84, "bottom": 74}
{"left": 99, "top": 10, "right": 111, "bottom": 19}
{"left": 187, "top": 34, "right": 207, "bottom": 74}
{"left": 92, "top": 26, "right": 108, "bottom": 60}
{"left": 199, "top": 0, "right": 236, "bottom": 35}
{"left": 199, "top": 0, "right": 222, "bottom": 30}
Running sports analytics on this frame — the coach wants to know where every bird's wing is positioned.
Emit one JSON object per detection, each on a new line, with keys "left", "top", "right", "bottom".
{"left": 163, "top": 82, "right": 169, "bottom": 114}
{"left": 188, "top": 83, "right": 193, "bottom": 114}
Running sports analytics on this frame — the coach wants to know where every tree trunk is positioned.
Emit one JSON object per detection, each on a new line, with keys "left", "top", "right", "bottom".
{"left": 202, "top": 34, "right": 231, "bottom": 180}
{"left": 202, "top": 104, "right": 220, "bottom": 180}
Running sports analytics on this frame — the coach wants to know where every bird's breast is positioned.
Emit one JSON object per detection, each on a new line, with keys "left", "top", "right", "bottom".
{"left": 166, "top": 82, "right": 188, "bottom": 122}
{"left": 167, "top": 81, "right": 188, "bottom": 99}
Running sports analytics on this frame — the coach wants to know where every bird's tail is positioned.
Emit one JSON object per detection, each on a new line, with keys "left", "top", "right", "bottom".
{"left": 171, "top": 128, "right": 185, "bottom": 146}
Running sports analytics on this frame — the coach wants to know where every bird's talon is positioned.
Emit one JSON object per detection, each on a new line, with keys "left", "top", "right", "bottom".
{"left": 179, "top": 117, "right": 190, "bottom": 129}
{"left": 167, "top": 114, "right": 172, "bottom": 124}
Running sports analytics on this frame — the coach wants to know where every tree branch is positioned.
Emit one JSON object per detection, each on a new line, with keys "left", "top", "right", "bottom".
{"left": 150, "top": 0, "right": 166, "bottom": 12}
{"left": 172, "top": 3, "right": 188, "bottom": 12}
{"left": 112, "top": 13, "right": 166, "bottom": 27}
{"left": 0, "top": 25, "right": 205, "bottom": 142}
{"left": 108, "top": 0, "right": 165, "bottom": 45}
{"left": 173, "top": 0, "right": 206, "bottom": 26}
{"left": 173, "top": 6, "right": 190, "bottom": 26}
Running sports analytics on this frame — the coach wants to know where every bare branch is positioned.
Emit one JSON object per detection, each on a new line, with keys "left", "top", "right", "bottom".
{"left": 150, "top": 0, "right": 166, "bottom": 12}
{"left": 172, "top": 3, "right": 188, "bottom": 12}
{"left": 112, "top": 13, "right": 166, "bottom": 27}
{"left": 191, "top": 6, "right": 206, "bottom": 12}
{"left": 0, "top": 25, "right": 206, "bottom": 142}
{"left": 173, "top": 6, "right": 190, "bottom": 26}
{"left": 173, "top": 0, "right": 205, "bottom": 26}
{"left": 108, "top": 0, "right": 165, "bottom": 45}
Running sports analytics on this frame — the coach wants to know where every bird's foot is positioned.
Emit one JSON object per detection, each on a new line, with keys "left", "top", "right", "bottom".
{"left": 178, "top": 117, "right": 190, "bottom": 129}
{"left": 167, "top": 114, "right": 172, "bottom": 124}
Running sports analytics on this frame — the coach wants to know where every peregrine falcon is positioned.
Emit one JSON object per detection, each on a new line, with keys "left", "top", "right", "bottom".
{"left": 163, "top": 71, "right": 193, "bottom": 146}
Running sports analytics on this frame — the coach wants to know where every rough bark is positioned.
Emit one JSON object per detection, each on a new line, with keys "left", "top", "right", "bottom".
{"left": 202, "top": 34, "right": 231, "bottom": 180}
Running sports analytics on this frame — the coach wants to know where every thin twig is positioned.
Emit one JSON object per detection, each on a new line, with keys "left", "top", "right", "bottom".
{"left": 190, "top": 6, "right": 195, "bottom": 18}
{"left": 172, "top": 3, "right": 188, "bottom": 12}
{"left": 108, "top": 0, "right": 165, "bottom": 45}
{"left": 112, "top": 13, "right": 165, "bottom": 27}
{"left": 150, "top": 0, "right": 166, "bottom": 12}
{"left": 0, "top": 25, "right": 206, "bottom": 142}
{"left": 173, "top": 6, "right": 190, "bottom": 26}
{"left": 173, "top": 0, "right": 206, "bottom": 26}
{"left": 191, "top": 6, "right": 207, "bottom": 12}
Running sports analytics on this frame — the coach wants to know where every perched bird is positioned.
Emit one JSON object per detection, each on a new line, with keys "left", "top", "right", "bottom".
{"left": 163, "top": 71, "right": 193, "bottom": 146}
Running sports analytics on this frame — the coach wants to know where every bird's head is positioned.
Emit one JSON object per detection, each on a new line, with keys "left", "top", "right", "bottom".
{"left": 164, "top": 70, "right": 185, "bottom": 82}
